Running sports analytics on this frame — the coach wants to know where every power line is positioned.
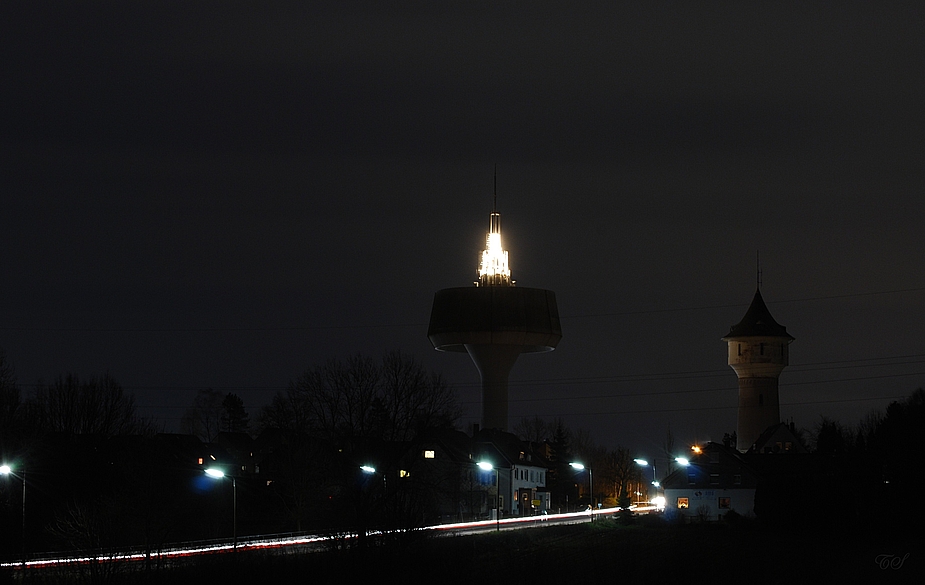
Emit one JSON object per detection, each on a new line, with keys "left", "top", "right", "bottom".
{"left": 560, "top": 286, "right": 925, "bottom": 320}
{"left": 459, "top": 394, "right": 911, "bottom": 420}
{"left": 2, "top": 286, "right": 923, "bottom": 333}
{"left": 22, "top": 353, "right": 922, "bottom": 396}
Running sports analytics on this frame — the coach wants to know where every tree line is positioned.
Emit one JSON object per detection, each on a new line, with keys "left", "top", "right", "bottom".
{"left": 0, "top": 348, "right": 462, "bottom": 566}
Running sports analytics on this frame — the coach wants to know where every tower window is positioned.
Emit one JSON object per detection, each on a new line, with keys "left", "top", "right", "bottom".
{"left": 760, "top": 343, "right": 765, "bottom": 355}
{"left": 737, "top": 344, "right": 742, "bottom": 356}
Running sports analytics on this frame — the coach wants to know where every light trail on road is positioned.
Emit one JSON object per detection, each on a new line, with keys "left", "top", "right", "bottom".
{"left": 0, "top": 506, "right": 643, "bottom": 571}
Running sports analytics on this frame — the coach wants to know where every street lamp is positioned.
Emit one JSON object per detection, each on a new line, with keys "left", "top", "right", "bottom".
{"left": 569, "top": 462, "right": 593, "bottom": 521}
{"left": 0, "top": 464, "right": 26, "bottom": 567}
{"left": 204, "top": 468, "right": 237, "bottom": 550}
{"left": 477, "top": 460, "right": 500, "bottom": 531}
{"left": 634, "top": 458, "right": 660, "bottom": 503}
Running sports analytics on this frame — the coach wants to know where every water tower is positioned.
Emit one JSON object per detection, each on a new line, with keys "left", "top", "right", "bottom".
{"left": 723, "top": 288, "right": 794, "bottom": 451}
{"left": 428, "top": 196, "right": 561, "bottom": 431}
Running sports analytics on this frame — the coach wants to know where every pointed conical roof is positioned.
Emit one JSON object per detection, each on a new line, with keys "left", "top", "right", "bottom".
{"left": 724, "top": 289, "right": 793, "bottom": 339}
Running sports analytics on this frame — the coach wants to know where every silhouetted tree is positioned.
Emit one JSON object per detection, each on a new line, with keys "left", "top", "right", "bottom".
{"left": 513, "top": 415, "right": 552, "bottom": 443}
{"left": 181, "top": 388, "right": 224, "bottom": 441}
{"left": 259, "top": 352, "right": 459, "bottom": 534}
{"left": 261, "top": 352, "right": 458, "bottom": 444}
{"left": 220, "top": 392, "right": 250, "bottom": 434}
{"left": 0, "top": 349, "right": 22, "bottom": 453}
{"left": 26, "top": 373, "right": 150, "bottom": 437}
{"left": 872, "top": 388, "right": 925, "bottom": 517}
{"left": 547, "top": 420, "right": 574, "bottom": 511}
{"left": 812, "top": 415, "right": 853, "bottom": 456}
{"left": 599, "top": 446, "right": 637, "bottom": 508}
{"left": 662, "top": 426, "right": 677, "bottom": 476}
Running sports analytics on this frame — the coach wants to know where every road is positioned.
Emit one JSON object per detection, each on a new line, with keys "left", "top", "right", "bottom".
{"left": 0, "top": 506, "right": 653, "bottom": 571}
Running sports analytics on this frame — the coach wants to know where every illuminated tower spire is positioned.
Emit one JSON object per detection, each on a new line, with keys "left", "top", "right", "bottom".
{"left": 477, "top": 196, "right": 512, "bottom": 287}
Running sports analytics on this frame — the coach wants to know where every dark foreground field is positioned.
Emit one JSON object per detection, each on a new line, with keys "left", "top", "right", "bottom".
{"left": 5, "top": 516, "right": 923, "bottom": 584}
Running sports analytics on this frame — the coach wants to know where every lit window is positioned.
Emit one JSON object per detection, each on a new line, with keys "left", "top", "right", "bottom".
{"left": 198, "top": 458, "right": 204, "bottom": 465}
{"left": 423, "top": 450, "right": 435, "bottom": 459}
{"left": 677, "top": 498, "right": 689, "bottom": 509}
{"left": 400, "top": 470, "right": 410, "bottom": 478}
{"left": 718, "top": 497, "right": 731, "bottom": 509}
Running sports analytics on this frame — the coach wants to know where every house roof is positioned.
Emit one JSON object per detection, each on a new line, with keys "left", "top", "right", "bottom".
{"left": 661, "top": 441, "right": 760, "bottom": 490}
{"left": 661, "top": 441, "right": 839, "bottom": 491}
{"left": 749, "top": 422, "right": 807, "bottom": 454}
{"left": 473, "top": 428, "right": 549, "bottom": 468}
{"left": 724, "top": 288, "right": 793, "bottom": 340}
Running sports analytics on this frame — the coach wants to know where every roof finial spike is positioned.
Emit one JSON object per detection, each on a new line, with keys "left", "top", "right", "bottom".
{"left": 757, "top": 250, "right": 763, "bottom": 290}
{"left": 493, "top": 163, "right": 497, "bottom": 212}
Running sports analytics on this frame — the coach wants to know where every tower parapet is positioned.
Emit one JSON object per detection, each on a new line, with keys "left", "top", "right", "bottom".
{"left": 722, "top": 289, "right": 794, "bottom": 452}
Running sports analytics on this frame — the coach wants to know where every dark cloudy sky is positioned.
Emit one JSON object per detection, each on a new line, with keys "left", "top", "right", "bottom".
{"left": 2, "top": 2, "right": 924, "bottom": 458}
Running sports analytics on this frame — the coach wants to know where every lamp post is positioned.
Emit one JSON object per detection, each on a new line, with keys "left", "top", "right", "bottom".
{"left": 569, "top": 462, "right": 593, "bottom": 522}
{"left": 634, "top": 458, "right": 660, "bottom": 503}
{"left": 204, "top": 468, "right": 237, "bottom": 550}
{"left": 477, "top": 461, "right": 500, "bottom": 531}
{"left": 0, "top": 464, "right": 26, "bottom": 567}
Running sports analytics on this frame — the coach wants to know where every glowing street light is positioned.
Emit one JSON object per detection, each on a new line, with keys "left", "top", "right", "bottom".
{"left": 477, "top": 460, "right": 501, "bottom": 531}
{"left": 204, "top": 468, "right": 237, "bottom": 550}
{"left": 675, "top": 457, "right": 690, "bottom": 466}
{"left": 634, "top": 458, "right": 660, "bottom": 502}
{"left": 0, "top": 464, "right": 26, "bottom": 566}
{"left": 569, "top": 462, "right": 594, "bottom": 521}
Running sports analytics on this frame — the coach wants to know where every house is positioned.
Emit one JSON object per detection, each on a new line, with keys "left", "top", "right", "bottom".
{"left": 662, "top": 441, "right": 760, "bottom": 521}
{"left": 474, "top": 428, "right": 550, "bottom": 517}
{"left": 407, "top": 427, "right": 551, "bottom": 522}
{"left": 212, "top": 431, "right": 259, "bottom": 475}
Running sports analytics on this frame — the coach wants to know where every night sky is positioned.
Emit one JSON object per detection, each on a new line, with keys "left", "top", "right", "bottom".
{"left": 2, "top": 2, "right": 924, "bottom": 458}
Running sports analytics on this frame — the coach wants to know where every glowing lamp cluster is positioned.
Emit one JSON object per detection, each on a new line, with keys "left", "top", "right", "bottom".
{"left": 477, "top": 210, "right": 512, "bottom": 286}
